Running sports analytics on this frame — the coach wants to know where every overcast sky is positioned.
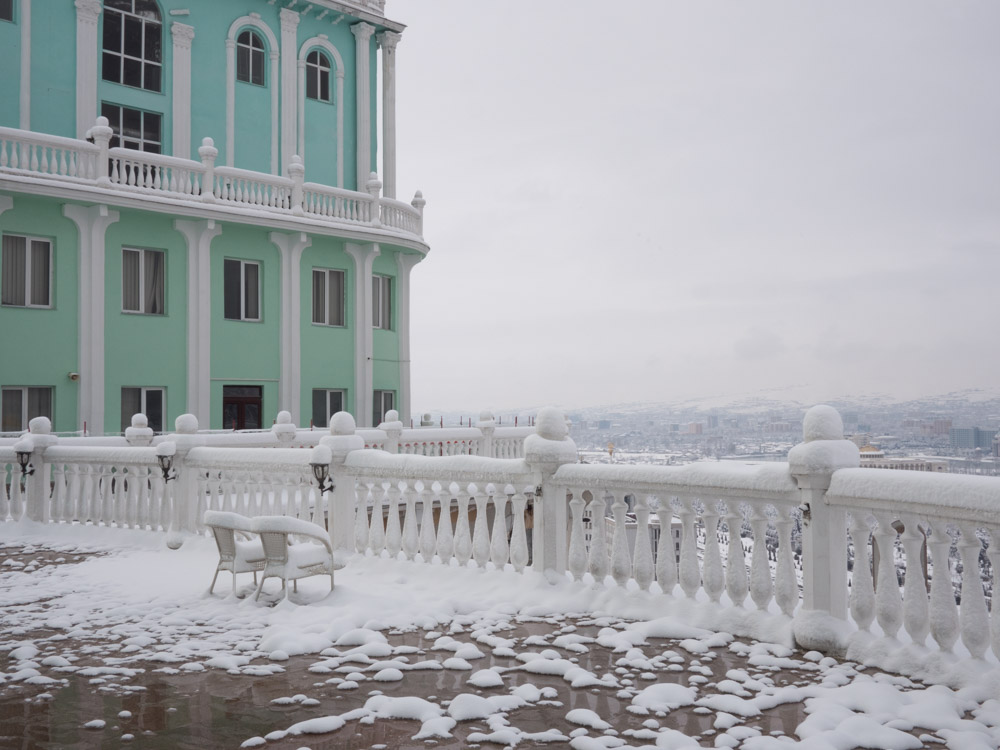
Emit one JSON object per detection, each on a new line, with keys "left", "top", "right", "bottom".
{"left": 389, "top": 1, "right": 1000, "bottom": 414}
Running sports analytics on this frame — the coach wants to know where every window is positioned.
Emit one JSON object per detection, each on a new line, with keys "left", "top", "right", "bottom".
{"left": 0, "top": 0, "right": 14, "bottom": 23}
{"left": 101, "top": 103, "right": 162, "bottom": 153}
{"left": 372, "top": 274, "right": 391, "bottom": 330}
{"left": 222, "top": 386, "right": 262, "bottom": 430}
{"left": 373, "top": 390, "right": 394, "bottom": 427}
{"left": 122, "top": 248, "right": 165, "bottom": 315}
{"left": 102, "top": 0, "right": 162, "bottom": 92}
{"left": 311, "top": 389, "right": 345, "bottom": 428}
{"left": 306, "top": 50, "right": 331, "bottom": 102}
{"left": 236, "top": 30, "right": 266, "bottom": 86}
{"left": 224, "top": 259, "right": 260, "bottom": 321}
{"left": 120, "top": 387, "right": 164, "bottom": 433}
{"left": 2, "top": 235, "right": 51, "bottom": 308}
{"left": 1, "top": 387, "right": 53, "bottom": 433}
{"left": 312, "top": 268, "right": 344, "bottom": 326}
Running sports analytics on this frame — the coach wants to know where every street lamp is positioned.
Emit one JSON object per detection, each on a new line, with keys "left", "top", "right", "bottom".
{"left": 310, "top": 445, "right": 334, "bottom": 494}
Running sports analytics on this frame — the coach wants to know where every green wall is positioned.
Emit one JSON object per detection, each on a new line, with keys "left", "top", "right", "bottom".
{"left": 0, "top": 10, "right": 19, "bottom": 129}
{"left": 371, "top": 251, "right": 400, "bottom": 397}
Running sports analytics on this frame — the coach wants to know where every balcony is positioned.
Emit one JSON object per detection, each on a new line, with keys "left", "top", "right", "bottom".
{"left": 0, "top": 119, "right": 426, "bottom": 248}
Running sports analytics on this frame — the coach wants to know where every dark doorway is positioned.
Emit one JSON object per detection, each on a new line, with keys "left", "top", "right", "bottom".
{"left": 222, "top": 385, "right": 262, "bottom": 430}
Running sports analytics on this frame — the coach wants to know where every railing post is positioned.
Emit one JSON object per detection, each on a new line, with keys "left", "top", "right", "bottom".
{"left": 198, "top": 137, "right": 218, "bottom": 202}
{"left": 788, "top": 405, "right": 860, "bottom": 653}
{"left": 17, "top": 417, "right": 57, "bottom": 523}
{"left": 272, "top": 410, "right": 296, "bottom": 445}
{"left": 411, "top": 190, "right": 425, "bottom": 237}
{"left": 124, "top": 413, "right": 154, "bottom": 446}
{"left": 378, "top": 409, "right": 402, "bottom": 453}
{"left": 288, "top": 155, "right": 305, "bottom": 215}
{"left": 476, "top": 411, "right": 495, "bottom": 457}
{"left": 524, "top": 407, "right": 577, "bottom": 581}
{"left": 165, "top": 413, "right": 202, "bottom": 548}
{"left": 89, "top": 116, "right": 114, "bottom": 184}
{"left": 366, "top": 171, "right": 382, "bottom": 227}
{"left": 321, "top": 412, "right": 366, "bottom": 563}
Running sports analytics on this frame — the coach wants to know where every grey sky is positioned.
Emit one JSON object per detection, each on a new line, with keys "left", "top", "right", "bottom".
{"left": 390, "top": 1, "right": 1000, "bottom": 412}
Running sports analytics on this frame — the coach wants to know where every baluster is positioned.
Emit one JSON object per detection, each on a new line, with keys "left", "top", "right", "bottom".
{"left": 568, "top": 491, "right": 588, "bottom": 582}
{"left": 849, "top": 513, "right": 876, "bottom": 631}
{"left": 368, "top": 482, "right": 387, "bottom": 555}
{"left": 899, "top": 516, "right": 930, "bottom": 646}
{"left": 987, "top": 530, "right": 1000, "bottom": 661}
{"left": 654, "top": 499, "right": 677, "bottom": 595}
{"left": 41, "top": 146, "right": 51, "bottom": 174}
{"left": 30, "top": 143, "right": 39, "bottom": 171}
{"left": 632, "top": 494, "right": 654, "bottom": 591}
{"left": 139, "top": 466, "right": 153, "bottom": 529}
{"left": 205, "top": 474, "right": 220, "bottom": 514}
{"left": 586, "top": 493, "right": 609, "bottom": 586}
{"left": 113, "top": 467, "right": 127, "bottom": 527}
{"left": 774, "top": 505, "right": 797, "bottom": 616}
{"left": 702, "top": 500, "right": 724, "bottom": 603}
{"left": 453, "top": 485, "right": 473, "bottom": 566}
{"left": 82, "top": 464, "right": 98, "bottom": 522}
{"left": 472, "top": 485, "right": 490, "bottom": 568}
{"left": 57, "top": 149, "right": 68, "bottom": 176}
{"left": 0, "top": 140, "right": 8, "bottom": 168}
{"left": 725, "top": 501, "right": 748, "bottom": 606}
{"left": 354, "top": 482, "right": 372, "bottom": 554}
{"left": 0, "top": 465, "right": 10, "bottom": 521}
{"left": 609, "top": 492, "right": 631, "bottom": 587}
{"left": 10, "top": 465, "right": 24, "bottom": 521}
{"left": 385, "top": 482, "right": 403, "bottom": 558}
{"left": 402, "top": 482, "right": 418, "bottom": 560}
{"left": 125, "top": 467, "right": 139, "bottom": 529}
{"left": 101, "top": 465, "right": 116, "bottom": 524}
{"left": 678, "top": 498, "right": 700, "bottom": 598}
{"left": 928, "top": 525, "right": 959, "bottom": 651}
{"left": 510, "top": 489, "right": 529, "bottom": 573}
{"left": 50, "top": 464, "right": 65, "bottom": 522}
{"left": 873, "top": 514, "right": 904, "bottom": 638}
{"left": 958, "top": 525, "right": 989, "bottom": 658}
{"left": 11, "top": 140, "right": 21, "bottom": 168}
{"left": 748, "top": 505, "right": 773, "bottom": 610}
{"left": 489, "top": 487, "right": 509, "bottom": 568}
{"left": 436, "top": 482, "right": 455, "bottom": 562}
{"left": 418, "top": 482, "right": 435, "bottom": 561}
{"left": 68, "top": 464, "right": 82, "bottom": 522}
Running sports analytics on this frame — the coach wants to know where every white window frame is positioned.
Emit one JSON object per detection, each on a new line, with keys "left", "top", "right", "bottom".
{"left": 372, "top": 274, "right": 392, "bottom": 330}
{"left": 236, "top": 30, "right": 266, "bottom": 86}
{"left": 373, "top": 389, "right": 394, "bottom": 426}
{"left": 224, "top": 258, "right": 261, "bottom": 322}
{"left": 101, "top": 102, "right": 163, "bottom": 153}
{"left": 311, "top": 388, "right": 346, "bottom": 428}
{"left": 305, "top": 49, "right": 332, "bottom": 102}
{"left": 121, "top": 247, "right": 165, "bottom": 315}
{"left": 312, "top": 268, "right": 345, "bottom": 327}
{"left": 101, "top": 0, "right": 163, "bottom": 92}
{"left": 1, "top": 234, "right": 52, "bottom": 309}
{"left": 120, "top": 386, "right": 165, "bottom": 433}
{"left": 1, "top": 386, "right": 53, "bottom": 433}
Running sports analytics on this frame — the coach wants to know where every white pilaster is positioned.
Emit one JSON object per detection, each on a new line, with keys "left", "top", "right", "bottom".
{"left": 170, "top": 22, "right": 195, "bottom": 158}
{"left": 74, "top": 0, "right": 101, "bottom": 138}
{"left": 279, "top": 9, "right": 300, "bottom": 176}
{"left": 345, "top": 242, "right": 379, "bottom": 427}
{"left": 395, "top": 252, "right": 420, "bottom": 425}
{"left": 351, "top": 22, "right": 375, "bottom": 191}
{"left": 19, "top": 0, "right": 31, "bottom": 129}
{"left": 225, "top": 37, "right": 236, "bottom": 166}
{"left": 270, "top": 231, "right": 312, "bottom": 423}
{"left": 63, "top": 204, "right": 120, "bottom": 435}
{"left": 270, "top": 49, "right": 280, "bottom": 174}
{"left": 175, "top": 219, "right": 221, "bottom": 427}
{"left": 377, "top": 31, "right": 400, "bottom": 199}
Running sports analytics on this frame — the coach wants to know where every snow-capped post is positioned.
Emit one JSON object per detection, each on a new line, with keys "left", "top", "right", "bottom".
{"left": 524, "top": 407, "right": 577, "bottom": 580}
{"left": 378, "top": 409, "right": 402, "bottom": 453}
{"left": 320, "top": 411, "right": 365, "bottom": 561}
{"left": 411, "top": 190, "right": 425, "bottom": 237}
{"left": 17, "top": 417, "right": 57, "bottom": 523}
{"left": 477, "top": 410, "right": 496, "bottom": 457}
{"left": 164, "top": 413, "right": 202, "bottom": 549}
{"left": 366, "top": 172, "right": 382, "bottom": 227}
{"left": 788, "top": 405, "right": 860, "bottom": 654}
{"left": 198, "top": 137, "right": 218, "bottom": 202}
{"left": 271, "top": 410, "right": 296, "bottom": 445}
{"left": 124, "top": 413, "right": 154, "bottom": 446}
{"left": 288, "top": 155, "right": 305, "bottom": 216}
{"left": 89, "top": 116, "right": 114, "bottom": 184}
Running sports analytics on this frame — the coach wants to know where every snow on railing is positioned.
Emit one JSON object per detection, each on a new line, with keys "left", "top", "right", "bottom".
{"left": 0, "top": 126, "right": 99, "bottom": 180}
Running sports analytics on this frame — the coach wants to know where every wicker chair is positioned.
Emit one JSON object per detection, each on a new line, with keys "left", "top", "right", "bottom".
{"left": 250, "top": 515, "right": 336, "bottom": 601}
{"left": 204, "top": 510, "right": 266, "bottom": 595}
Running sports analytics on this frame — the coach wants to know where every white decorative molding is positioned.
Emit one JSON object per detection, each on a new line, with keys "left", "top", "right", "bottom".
{"left": 19, "top": 0, "right": 31, "bottom": 129}
{"left": 74, "top": 0, "right": 102, "bottom": 139}
{"left": 345, "top": 241, "right": 379, "bottom": 426}
{"left": 270, "top": 231, "right": 312, "bottom": 423}
{"left": 297, "top": 36, "right": 346, "bottom": 187}
{"left": 395, "top": 251, "right": 420, "bottom": 425}
{"left": 174, "top": 219, "right": 221, "bottom": 426}
{"left": 0, "top": 195, "right": 12, "bottom": 216}
{"left": 351, "top": 22, "right": 375, "bottom": 191}
{"left": 171, "top": 23, "right": 195, "bottom": 158}
{"left": 377, "top": 31, "right": 400, "bottom": 199}
{"left": 279, "top": 9, "right": 300, "bottom": 176}
{"left": 225, "top": 16, "right": 281, "bottom": 173}
{"left": 63, "top": 203, "right": 120, "bottom": 434}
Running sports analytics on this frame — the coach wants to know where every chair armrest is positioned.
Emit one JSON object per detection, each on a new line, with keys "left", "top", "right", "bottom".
{"left": 251, "top": 515, "right": 332, "bottom": 555}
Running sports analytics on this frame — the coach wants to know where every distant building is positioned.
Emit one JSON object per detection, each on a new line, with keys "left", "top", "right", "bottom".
{"left": 687, "top": 422, "right": 703, "bottom": 435}
{"left": 950, "top": 427, "right": 998, "bottom": 451}
{"left": 597, "top": 420, "right": 612, "bottom": 430}
{"left": 859, "top": 447, "right": 947, "bottom": 473}
{"left": 707, "top": 415, "right": 719, "bottom": 430}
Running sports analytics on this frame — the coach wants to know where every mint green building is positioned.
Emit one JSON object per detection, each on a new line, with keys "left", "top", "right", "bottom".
{"left": 0, "top": 0, "right": 427, "bottom": 434}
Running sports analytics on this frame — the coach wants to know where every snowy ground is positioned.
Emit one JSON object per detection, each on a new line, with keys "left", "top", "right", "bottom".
{"left": 1, "top": 522, "right": 999, "bottom": 750}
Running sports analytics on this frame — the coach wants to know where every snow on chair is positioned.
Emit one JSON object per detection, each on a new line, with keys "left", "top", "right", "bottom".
{"left": 250, "top": 515, "right": 336, "bottom": 601}
{"left": 203, "top": 510, "right": 266, "bottom": 595}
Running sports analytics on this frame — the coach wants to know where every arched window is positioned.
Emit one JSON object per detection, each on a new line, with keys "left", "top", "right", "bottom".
{"left": 236, "top": 30, "right": 266, "bottom": 86}
{"left": 102, "top": 0, "right": 162, "bottom": 92}
{"left": 305, "top": 50, "right": 331, "bottom": 102}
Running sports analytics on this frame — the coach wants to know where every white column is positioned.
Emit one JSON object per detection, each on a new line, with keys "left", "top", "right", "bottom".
{"left": 174, "top": 219, "right": 221, "bottom": 427}
{"left": 63, "top": 204, "right": 120, "bottom": 435}
{"left": 279, "top": 9, "right": 300, "bottom": 175}
{"left": 351, "top": 22, "right": 375, "bottom": 191}
{"left": 170, "top": 22, "right": 195, "bottom": 158}
{"left": 377, "top": 31, "right": 400, "bottom": 199}
{"left": 336, "top": 68, "right": 345, "bottom": 187}
{"left": 74, "top": 0, "right": 101, "bottom": 138}
{"left": 269, "top": 49, "right": 280, "bottom": 174}
{"left": 270, "top": 231, "right": 312, "bottom": 423}
{"left": 345, "top": 242, "right": 379, "bottom": 427}
{"left": 395, "top": 252, "right": 420, "bottom": 425}
{"left": 19, "top": 0, "right": 31, "bottom": 129}
{"left": 225, "top": 37, "right": 235, "bottom": 166}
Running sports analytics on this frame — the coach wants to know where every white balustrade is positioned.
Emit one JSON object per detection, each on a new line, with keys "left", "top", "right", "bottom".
{"left": 107, "top": 147, "right": 204, "bottom": 197}
{"left": 213, "top": 167, "right": 292, "bottom": 210}
{"left": 302, "top": 183, "right": 371, "bottom": 223}
{"left": 0, "top": 127, "right": 99, "bottom": 180}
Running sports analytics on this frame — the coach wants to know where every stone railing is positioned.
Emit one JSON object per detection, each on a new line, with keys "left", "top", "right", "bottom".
{"left": 0, "top": 120, "right": 424, "bottom": 240}
{"left": 3, "top": 406, "right": 998, "bottom": 682}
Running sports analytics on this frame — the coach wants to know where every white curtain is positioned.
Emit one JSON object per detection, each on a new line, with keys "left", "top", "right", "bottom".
{"left": 329, "top": 270, "right": 344, "bottom": 326}
{"left": 2, "top": 235, "right": 26, "bottom": 307}
{"left": 122, "top": 249, "right": 140, "bottom": 311}
{"left": 144, "top": 249, "right": 164, "bottom": 314}
{"left": 312, "top": 269, "right": 325, "bottom": 324}
{"left": 30, "top": 240, "right": 50, "bottom": 306}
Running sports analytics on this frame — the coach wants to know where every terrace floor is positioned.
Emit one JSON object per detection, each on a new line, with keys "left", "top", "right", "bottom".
{"left": 1, "top": 524, "right": 999, "bottom": 750}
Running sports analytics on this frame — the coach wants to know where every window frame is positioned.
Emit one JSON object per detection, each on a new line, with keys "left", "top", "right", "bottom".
{"left": 223, "top": 258, "right": 261, "bottom": 322}
{"left": 121, "top": 247, "right": 166, "bottom": 315}
{"left": 120, "top": 386, "right": 165, "bottom": 433}
{"left": 1, "top": 234, "right": 52, "bottom": 309}
{"left": 372, "top": 274, "right": 392, "bottom": 330}
{"left": 101, "top": 102, "right": 163, "bottom": 154}
{"left": 311, "top": 268, "right": 345, "bottom": 327}
{"left": 305, "top": 49, "right": 332, "bottom": 102}
{"left": 236, "top": 29, "right": 266, "bottom": 86}
{"left": 373, "top": 389, "right": 395, "bottom": 427}
{"left": 311, "top": 388, "right": 346, "bottom": 428}
{"left": 101, "top": 0, "right": 163, "bottom": 93}
{"left": 1, "top": 386, "right": 54, "bottom": 433}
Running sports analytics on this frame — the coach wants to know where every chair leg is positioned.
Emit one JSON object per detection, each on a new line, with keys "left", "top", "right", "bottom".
{"left": 208, "top": 567, "right": 220, "bottom": 595}
{"left": 329, "top": 572, "right": 334, "bottom": 592}
{"left": 231, "top": 570, "right": 238, "bottom": 596}
{"left": 254, "top": 574, "right": 267, "bottom": 601}
{"left": 293, "top": 579, "right": 297, "bottom": 593}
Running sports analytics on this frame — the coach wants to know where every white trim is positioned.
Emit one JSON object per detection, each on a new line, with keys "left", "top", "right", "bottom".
{"left": 74, "top": 0, "right": 101, "bottom": 138}
{"left": 377, "top": 31, "right": 400, "bottom": 199}
{"left": 310, "top": 267, "right": 346, "bottom": 327}
{"left": 63, "top": 203, "right": 120, "bottom": 435}
{"left": 171, "top": 22, "right": 195, "bottom": 158}
{"left": 298, "top": 35, "right": 346, "bottom": 188}
{"left": 270, "top": 231, "right": 311, "bottom": 423}
{"left": 345, "top": 241, "right": 378, "bottom": 426}
{"left": 279, "top": 9, "right": 300, "bottom": 177}
{"left": 120, "top": 247, "right": 165, "bottom": 315}
{"left": 395, "top": 252, "right": 420, "bottom": 426}
{"left": 351, "top": 22, "right": 374, "bottom": 191}
{"left": 1, "top": 233, "right": 53, "bottom": 309}
{"left": 225, "top": 15, "right": 280, "bottom": 172}
{"left": 174, "top": 218, "right": 220, "bottom": 427}
{"left": 1, "top": 386, "right": 53, "bottom": 432}
{"left": 19, "top": 0, "right": 30, "bottom": 130}
{"left": 0, "top": 195, "right": 12, "bottom": 216}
